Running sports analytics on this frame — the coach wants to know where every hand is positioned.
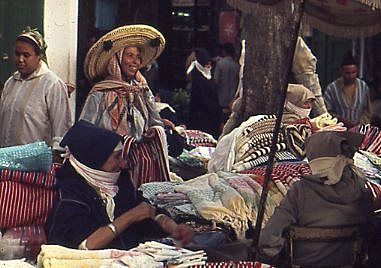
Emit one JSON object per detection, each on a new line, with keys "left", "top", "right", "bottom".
{"left": 163, "top": 119, "right": 176, "bottom": 130}
{"left": 130, "top": 202, "right": 156, "bottom": 222}
{"left": 171, "top": 224, "right": 194, "bottom": 247}
{"left": 142, "top": 128, "right": 156, "bottom": 142}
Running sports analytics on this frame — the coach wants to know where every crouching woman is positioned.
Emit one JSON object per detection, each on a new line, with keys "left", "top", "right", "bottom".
{"left": 45, "top": 120, "right": 193, "bottom": 250}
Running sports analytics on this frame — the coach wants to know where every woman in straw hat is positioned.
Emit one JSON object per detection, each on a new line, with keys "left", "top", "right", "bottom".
{"left": 80, "top": 24, "right": 165, "bottom": 140}
{"left": 0, "top": 27, "right": 72, "bottom": 153}
{"left": 80, "top": 25, "right": 171, "bottom": 187}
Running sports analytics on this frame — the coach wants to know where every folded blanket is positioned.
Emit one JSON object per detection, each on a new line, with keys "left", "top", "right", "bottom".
{"left": 0, "top": 142, "right": 52, "bottom": 172}
{"left": 37, "top": 244, "right": 141, "bottom": 268}
{"left": 0, "top": 181, "right": 56, "bottom": 228}
{"left": 174, "top": 173, "right": 248, "bottom": 238}
{"left": 0, "top": 164, "right": 58, "bottom": 189}
{"left": 0, "top": 259, "right": 35, "bottom": 268}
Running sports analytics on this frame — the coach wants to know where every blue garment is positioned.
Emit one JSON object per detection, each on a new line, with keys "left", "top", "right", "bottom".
{"left": 45, "top": 164, "right": 168, "bottom": 249}
{"left": 324, "top": 77, "right": 369, "bottom": 123}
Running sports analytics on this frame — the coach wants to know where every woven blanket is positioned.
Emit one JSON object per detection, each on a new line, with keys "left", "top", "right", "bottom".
{"left": 0, "top": 181, "right": 56, "bottom": 229}
{"left": 209, "top": 115, "right": 269, "bottom": 173}
{"left": 123, "top": 126, "right": 170, "bottom": 188}
{"left": 352, "top": 124, "right": 381, "bottom": 156}
{"left": 181, "top": 129, "right": 218, "bottom": 147}
{"left": 174, "top": 173, "right": 249, "bottom": 237}
{"left": 221, "top": 172, "right": 282, "bottom": 226}
{"left": 282, "top": 123, "right": 312, "bottom": 159}
{"left": 0, "top": 141, "right": 52, "bottom": 172}
{"left": 232, "top": 143, "right": 289, "bottom": 172}
{"left": 37, "top": 244, "right": 149, "bottom": 268}
{"left": 173, "top": 171, "right": 284, "bottom": 237}
{"left": 0, "top": 164, "right": 58, "bottom": 189}
{"left": 241, "top": 162, "right": 311, "bottom": 195}
{"left": 190, "top": 261, "right": 274, "bottom": 268}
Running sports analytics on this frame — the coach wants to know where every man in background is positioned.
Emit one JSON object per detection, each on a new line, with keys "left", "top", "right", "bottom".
{"left": 213, "top": 43, "right": 239, "bottom": 128}
{"left": 324, "top": 52, "right": 370, "bottom": 128}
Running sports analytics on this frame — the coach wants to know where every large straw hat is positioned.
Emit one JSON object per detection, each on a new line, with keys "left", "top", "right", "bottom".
{"left": 84, "top": 24, "right": 165, "bottom": 81}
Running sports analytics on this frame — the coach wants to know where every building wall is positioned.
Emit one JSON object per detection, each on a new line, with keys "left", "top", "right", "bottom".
{"left": 44, "top": 0, "right": 78, "bottom": 121}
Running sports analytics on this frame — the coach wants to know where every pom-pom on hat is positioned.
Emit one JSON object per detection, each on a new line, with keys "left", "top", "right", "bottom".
{"left": 84, "top": 24, "right": 165, "bottom": 81}
{"left": 60, "top": 120, "right": 122, "bottom": 170}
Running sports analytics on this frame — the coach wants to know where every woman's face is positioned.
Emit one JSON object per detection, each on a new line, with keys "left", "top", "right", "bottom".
{"left": 121, "top": 46, "right": 142, "bottom": 81}
{"left": 301, "top": 99, "right": 313, "bottom": 109}
{"left": 13, "top": 40, "right": 40, "bottom": 79}
{"left": 101, "top": 149, "right": 126, "bottom": 173}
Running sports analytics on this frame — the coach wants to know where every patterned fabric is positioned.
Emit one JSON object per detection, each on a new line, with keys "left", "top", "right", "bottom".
{"left": 282, "top": 123, "right": 312, "bottom": 159}
{"left": 174, "top": 173, "right": 249, "bottom": 237}
{"left": 0, "top": 141, "right": 52, "bottom": 172}
{"left": 139, "top": 181, "right": 179, "bottom": 200}
{"left": 173, "top": 172, "right": 284, "bottom": 237}
{"left": 232, "top": 143, "right": 287, "bottom": 172}
{"left": 324, "top": 77, "right": 370, "bottom": 124}
{"left": 354, "top": 152, "right": 381, "bottom": 182}
{"left": 209, "top": 115, "right": 301, "bottom": 173}
{"left": 241, "top": 162, "right": 311, "bottom": 195}
{"left": 123, "top": 127, "right": 170, "bottom": 188}
{"left": 181, "top": 129, "right": 217, "bottom": 147}
{"left": 190, "top": 261, "right": 274, "bottom": 268}
{"left": 0, "top": 163, "right": 59, "bottom": 189}
{"left": 351, "top": 124, "right": 381, "bottom": 155}
{"left": 0, "top": 181, "right": 56, "bottom": 228}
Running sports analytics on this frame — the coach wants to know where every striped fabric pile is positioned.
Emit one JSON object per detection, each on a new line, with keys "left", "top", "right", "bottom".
{"left": 123, "top": 126, "right": 170, "bottom": 188}
{"left": 0, "top": 164, "right": 58, "bottom": 229}
{"left": 352, "top": 124, "right": 381, "bottom": 156}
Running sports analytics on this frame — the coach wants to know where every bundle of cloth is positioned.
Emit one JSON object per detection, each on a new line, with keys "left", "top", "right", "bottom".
{"left": 37, "top": 244, "right": 160, "bottom": 268}
{"left": 352, "top": 124, "right": 381, "bottom": 156}
{"left": 171, "top": 172, "right": 284, "bottom": 239}
{"left": 208, "top": 115, "right": 308, "bottom": 173}
{"left": 0, "top": 142, "right": 58, "bottom": 229}
{"left": 0, "top": 142, "right": 58, "bottom": 261}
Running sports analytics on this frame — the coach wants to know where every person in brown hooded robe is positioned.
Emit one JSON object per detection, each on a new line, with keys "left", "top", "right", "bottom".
{"left": 257, "top": 131, "right": 374, "bottom": 267}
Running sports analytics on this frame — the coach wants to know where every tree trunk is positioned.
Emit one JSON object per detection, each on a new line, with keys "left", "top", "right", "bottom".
{"left": 225, "top": 0, "right": 304, "bottom": 128}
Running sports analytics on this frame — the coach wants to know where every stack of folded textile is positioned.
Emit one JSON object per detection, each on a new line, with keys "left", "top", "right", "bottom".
{"left": 0, "top": 142, "right": 57, "bottom": 261}
{"left": 133, "top": 241, "right": 207, "bottom": 267}
{"left": 37, "top": 244, "right": 161, "bottom": 268}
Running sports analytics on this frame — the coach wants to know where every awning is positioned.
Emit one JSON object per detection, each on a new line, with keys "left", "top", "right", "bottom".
{"left": 227, "top": 0, "right": 381, "bottom": 38}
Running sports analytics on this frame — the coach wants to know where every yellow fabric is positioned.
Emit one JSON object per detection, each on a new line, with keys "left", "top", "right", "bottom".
{"left": 41, "top": 258, "right": 113, "bottom": 268}
{"left": 37, "top": 244, "right": 133, "bottom": 268}
{"left": 310, "top": 113, "right": 339, "bottom": 129}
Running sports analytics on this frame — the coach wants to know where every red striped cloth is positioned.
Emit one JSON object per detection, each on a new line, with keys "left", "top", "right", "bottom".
{"left": 241, "top": 162, "right": 311, "bottom": 187}
{"left": 123, "top": 127, "right": 170, "bottom": 188}
{"left": 190, "top": 261, "right": 274, "bottom": 267}
{"left": 0, "top": 181, "right": 56, "bottom": 228}
{"left": 0, "top": 164, "right": 59, "bottom": 189}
